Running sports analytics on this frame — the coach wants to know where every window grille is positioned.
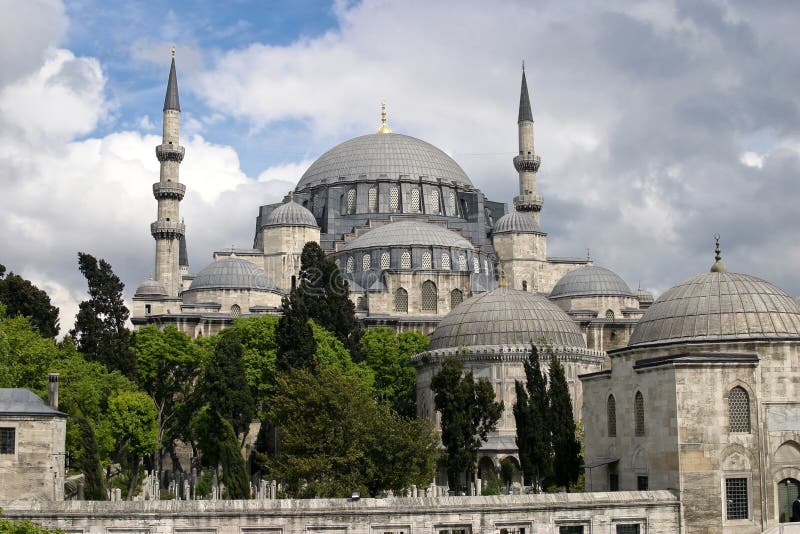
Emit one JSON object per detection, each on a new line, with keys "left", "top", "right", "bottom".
{"left": 729, "top": 386, "right": 750, "bottom": 433}
{"left": 421, "top": 281, "right": 437, "bottom": 312}
{"left": 436, "top": 528, "right": 470, "bottom": 534}
{"left": 346, "top": 257, "right": 354, "bottom": 274}
{"left": 394, "top": 288, "right": 408, "bottom": 313}
{"left": 346, "top": 188, "right": 357, "bottom": 214}
{"left": 473, "top": 257, "right": 480, "bottom": 274}
{"left": 637, "top": 476, "right": 648, "bottom": 490}
{"left": 0, "top": 428, "right": 14, "bottom": 454}
{"left": 422, "top": 251, "right": 432, "bottom": 270}
{"left": 634, "top": 391, "right": 645, "bottom": 436}
{"left": 430, "top": 190, "right": 440, "bottom": 214}
{"left": 362, "top": 254, "right": 371, "bottom": 271}
{"left": 230, "top": 304, "right": 241, "bottom": 318}
{"left": 615, "top": 525, "right": 640, "bottom": 534}
{"left": 607, "top": 394, "right": 616, "bottom": 437}
{"left": 401, "top": 251, "right": 411, "bottom": 269}
{"left": 726, "top": 478, "right": 749, "bottom": 520}
{"left": 458, "top": 255, "right": 467, "bottom": 271}
{"left": 449, "top": 191, "right": 457, "bottom": 215}
{"left": 450, "top": 289, "right": 463, "bottom": 309}
{"left": 410, "top": 188, "right": 420, "bottom": 211}
{"left": 441, "top": 253, "right": 451, "bottom": 270}
{"left": 606, "top": 309, "right": 615, "bottom": 320}
{"left": 558, "top": 527, "right": 584, "bottom": 534}
{"left": 498, "top": 528, "right": 526, "bottom": 534}
{"left": 368, "top": 186, "right": 378, "bottom": 212}
{"left": 381, "top": 252, "right": 390, "bottom": 270}
{"left": 390, "top": 187, "right": 400, "bottom": 211}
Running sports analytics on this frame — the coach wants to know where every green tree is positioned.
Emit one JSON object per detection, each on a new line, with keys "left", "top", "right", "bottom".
{"left": 269, "top": 366, "right": 437, "bottom": 498}
{"left": 74, "top": 413, "right": 105, "bottom": 500}
{"left": 275, "top": 290, "right": 316, "bottom": 372}
{"left": 0, "top": 306, "right": 58, "bottom": 393}
{"left": 105, "top": 391, "right": 159, "bottom": 499}
{"left": 228, "top": 315, "right": 279, "bottom": 409}
{"left": 513, "top": 344, "right": 551, "bottom": 489}
{"left": 191, "top": 406, "right": 250, "bottom": 499}
{"left": 548, "top": 352, "right": 581, "bottom": 490}
{"left": 0, "top": 265, "right": 60, "bottom": 338}
{"left": 0, "top": 509, "right": 64, "bottom": 534}
{"left": 69, "top": 253, "right": 135, "bottom": 378}
{"left": 431, "top": 356, "right": 503, "bottom": 493}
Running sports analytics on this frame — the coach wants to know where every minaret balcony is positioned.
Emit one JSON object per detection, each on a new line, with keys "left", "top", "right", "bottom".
{"left": 513, "top": 154, "right": 541, "bottom": 173}
{"left": 156, "top": 143, "right": 185, "bottom": 162}
{"left": 150, "top": 220, "right": 185, "bottom": 238}
{"left": 514, "top": 193, "right": 544, "bottom": 212}
{"left": 153, "top": 182, "right": 186, "bottom": 200}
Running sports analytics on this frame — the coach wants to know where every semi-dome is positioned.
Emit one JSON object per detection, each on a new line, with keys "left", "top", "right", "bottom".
{"left": 295, "top": 133, "right": 473, "bottom": 191}
{"left": 494, "top": 211, "right": 541, "bottom": 234}
{"left": 265, "top": 200, "right": 317, "bottom": 227}
{"left": 428, "top": 287, "right": 587, "bottom": 350}
{"left": 550, "top": 266, "right": 633, "bottom": 299}
{"left": 134, "top": 279, "right": 167, "bottom": 297}
{"left": 342, "top": 220, "right": 474, "bottom": 251}
{"left": 628, "top": 271, "right": 800, "bottom": 347}
{"left": 189, "top": 257, "right": 274, "bottom": 291}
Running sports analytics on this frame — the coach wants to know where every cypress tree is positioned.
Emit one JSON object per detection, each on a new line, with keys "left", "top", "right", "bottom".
{"left": 548, "top": 351, "right": 581, "bottom": 490}
{"left": 200, "top": 330, "right": 255, "bottom": 437}
{"left": 513, "top": 343, "right": 551, "bottom": 490}
{"left": 276, "top": 290, "right": 316, "bottom": 372}
{"left": 75, "top": 414, "right": 105, "bottom": 500}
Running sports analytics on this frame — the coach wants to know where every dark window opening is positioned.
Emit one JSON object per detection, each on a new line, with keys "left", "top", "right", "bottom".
{"left": 0, "top": 428, "right": 15, "bottom": 454}
{"left": 726, "top": 478, "right": 749, "bottom": 520}
{"left": 637, "top": 476, "right": 648, "bottom": 490}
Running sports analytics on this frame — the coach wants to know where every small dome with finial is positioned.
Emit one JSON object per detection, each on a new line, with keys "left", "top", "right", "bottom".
{"left": 710, "top": 233, "right": 726, "bottom": 273}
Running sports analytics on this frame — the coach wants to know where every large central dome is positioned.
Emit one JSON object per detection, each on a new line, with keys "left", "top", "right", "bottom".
{"left": 295, "top": 133, "right": 473, "bottom": 191}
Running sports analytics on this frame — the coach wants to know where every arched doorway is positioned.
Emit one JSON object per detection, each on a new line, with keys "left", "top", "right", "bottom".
{"left": 778, "top": 478, "right": 800, "bottom": 523}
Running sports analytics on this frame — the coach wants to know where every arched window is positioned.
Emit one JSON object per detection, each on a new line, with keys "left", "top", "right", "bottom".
{"left": 422, "top": 251, "right": 432, "bottom": 270}
{"left": 394, "top": 288, "right": 408, "bottom": 313}
{"left": 473, "top": 257, "right": 480, "bottom": 274}
{"left": 230, "top": 304, "right": 241, "bottom": 318}
{"left": 346, "top": 256, "right": 354, "bottom": 274}
{"left": 362, "top": 254, "right": 371, "bottom": 271}
{"left": 607, "top": 394, "right": 616, "bottom": 437}
{"left": 448, "top": 191, "right": 457, "bottom": 215}
{"left": 401, "top": 251, "right": 411, "bottom": 269}
{"left": 458, "top": 254, "right": 467, "bottom": 271}
{"left": 390, "top": 186, "right": 399, "bottom": 211}
{"left": 368, "top": 186, "right": 378, "bottom": 212}
{"left": 381, "top": 252, "right": 390, "bottom": 270}
{"left": 450, "top": 288, "right": 463, "bottom": 309}
{"left": 430, "top": 190, "right": 440, "bottom": 214}
{"left": 346, "top": 188, "right": 356, "bottom": 214}
{"left": 522, "top": 280, "right": 528, "bottom": 291}
{"left": 634, "top": 391, "right": 645, "bottom": 436}
{"left": 729, "top": 386, "right": 751, "bottom": 433}
{"left": 606, "top": 309, "right": 615, "bottom": 320}
{"left": 421, "top": 281, "right": 437, "bottom": 312}
{"left": 441, "top": 253, "right": 451, "bottom": 270}
{"left": 410, "top": 188, "right": 421, "bottom": 212}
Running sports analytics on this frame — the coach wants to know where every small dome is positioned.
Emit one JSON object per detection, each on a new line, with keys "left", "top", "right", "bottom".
{"left": 265, "top": 200, "right": 318, "bottom": 227}
{"left": 635, "top": 287, "right": 655, "bottom": 305}
{"left": 494, "top": 211, "right": 541, "bottom": 234}
{"left": 135, "top": 279, "right": 167, "bottom": 297}
{"left": 295, "top": 133, "right": 472, "bottom": 191}
{"left": 342, "top": 220, "right": 474, "bottom": 251}
{"left": 628, "top": 271, "right": 800, "bottom": 347}
{"left": 429, "top": 287, "right": 587, "bottom": 350}
{"left": 550, "top": 266, "right": 633, "bottom": 299}
{"left": 189, "top": 258, "right": 274, "bottom": 291}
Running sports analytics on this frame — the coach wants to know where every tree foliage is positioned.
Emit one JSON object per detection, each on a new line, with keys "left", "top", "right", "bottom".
{"left": 513, "top": 343, "right": 551, "bottom": 488}
{"left": 548, "top": 352, "right": 582, "bottom": 490}
{"left": 275, "top": 290, "right": 316, "bottom": 372}
{"left": 69, "top": 253, "right": 135, "bottom": 378}
{"left": 191, "top": 406, "right": 250, "bottom": 499}
{"left": 0, "top": 264, "right": 60, "bottom": 338}
{"left": 74, "top": 413, "right": 105, "bottom": 500}
{"left": 0, "top": 509, "right": 64, "bottom": 534}
{"left": 431, "top": 356, "right": 504, "bottom": 493}
{"left": 105, "top": 391, "right": 159, "bottom": 499}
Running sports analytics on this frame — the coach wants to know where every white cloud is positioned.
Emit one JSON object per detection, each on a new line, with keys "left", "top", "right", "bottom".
{"left": 739, "top": 151, "right": 764, "bottom": 169}
{"left": 0, "top": 0, "right": 66, "bottom": 85}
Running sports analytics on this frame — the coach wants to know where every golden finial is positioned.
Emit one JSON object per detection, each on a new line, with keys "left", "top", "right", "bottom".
{"left": 171, "top": 45, "right": 176, "bottom": 59}
{"left": 377, "top": 101, "right": 392, "bottom": 134}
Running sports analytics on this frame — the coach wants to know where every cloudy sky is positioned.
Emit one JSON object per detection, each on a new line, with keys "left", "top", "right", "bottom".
{"left": 2, "top": 0, "right": 800, "bottom": 333}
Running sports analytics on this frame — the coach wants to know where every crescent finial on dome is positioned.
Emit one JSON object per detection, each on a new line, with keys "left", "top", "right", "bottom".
{"left": 377, "top": 101, "right": 392, "bottom": 134}
{"left": 711, "top": 233, "right": 726, "bottom": 273}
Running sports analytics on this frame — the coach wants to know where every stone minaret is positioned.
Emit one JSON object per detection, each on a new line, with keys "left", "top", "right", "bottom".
{"left": 151, "top": 49, "right": 186, "bottom": 297}
{"left": 512, "top": 64, "right": 543, "bottom": 226}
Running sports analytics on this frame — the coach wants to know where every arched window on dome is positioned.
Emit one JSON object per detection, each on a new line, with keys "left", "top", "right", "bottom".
{"left": 634, "top": 391, "right": 645, "bottom": 436}
{"left": 522, "top": 280, "right": 528, "bottom": 292}
{"left": 381, "top": 252, "right": 390, "bottom": 270}
{"left": 394, "top": 287, "right": 408, "bottom": 313}
{"left": 430, "top": 190, "right": 440, "bottom": 214}
{"left": 450, "top": 288, "right": 463, "bottom": 309}
{"left": 346, "top": 257, "right": 354, "bottom": 274}
{"left": 728, "top": 386, "right": 751, "bottom": 433}
{"left": 230, "top": 304, "right": 241, "bottom": 318}
{"left": 441, "top": 253, "right": 451, "bottom": 270}
{"left": 362, "top": 254, "right": 371, "bottom": 271}
{"left": 410, "top": 188, "right": 421, "bottom": 212}
{"left": 605, "top": 309, "right": 615, "bottom": 320}
{"left": 607, "top": 394, "right": 616, "bottom": 437}
{"left": 368, "top": 186, "right": 378, "bottom": 213}
{"left": 448, "top": 191, "right": 457, "bottom": 215}
{"left": 422, "top": 251, "right": 432, "bottom": 270}
{"left": 390, "top": 186, "right": 400, "bottom": 212}
{"left": 401, "top": 251, "right": 411, "bottom": 269}
{"left": 421, "top": 281, "right": 437, "bottom": 312}
{"left": 473, "top": 257, "right": 480, "bottom": 274}
{"left": 346, "top": 188, "right": 357, "bottom": 214}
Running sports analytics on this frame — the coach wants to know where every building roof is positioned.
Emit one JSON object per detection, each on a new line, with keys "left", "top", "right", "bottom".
{"left": 179, "top": 235, "right": 189, "bottom": 267}
{"left": 0, "top": 389, "right": 65, "bottom": 417}
{"left": 428, "top": 287, "right": 587, "bottom": 350}
{"left": 493, "top": 210, "right": 541, "bottom": 234}
{"left": 134, "top": 279, "right": 167, "bottom": 297}
{"left": 342, "top": 220, "right": 474, "bottom": 251}
{"left": 295, "top": 133, "right": 473, "bottom": 191}
{"left": 550, "top": 265, "right": 633, "bottom": 299}
{"left": 628, "top": 271, "right": 800, "bottom": 347}
{"left": 189, "top": 257, "right": 275, "bottom": 291}
{"left": 635, "top": 287, "right": 654, "bottom": 304}
{"left": 265, "top": 200, "right": 318, "bottom": 227}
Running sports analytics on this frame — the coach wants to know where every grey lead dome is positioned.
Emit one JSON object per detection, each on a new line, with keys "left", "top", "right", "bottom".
{"left": 295, "top": 133, "right": 473, "bottom": 191}
{"left": 190, "top": 257, "right": 274, "bottom": 291}
{"left": 134, "top": 279, "right": 167, "bottom": 297}
{"left": 550, "top": 265, "right": 633, "bottom": 299}
{"left": 342, "top": 220, "right": 474, "bottom": 251}
{"left": 628, "top": 271, "right": 800, "bottom": 347}
{"left": 265, "top": 200, "right": 318, "bottom": 227}
{"left": 428, "top": 287, "right": 587, "bottom": 350}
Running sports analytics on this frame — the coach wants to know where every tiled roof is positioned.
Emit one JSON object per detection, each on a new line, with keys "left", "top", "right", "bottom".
{"left": 0, "top": 389, "right": 65, "bottom": 417}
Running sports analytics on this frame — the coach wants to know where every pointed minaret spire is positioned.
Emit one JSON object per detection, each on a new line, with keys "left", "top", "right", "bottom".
{"left": 512, "top": 62, "right": 543, "bottom": 225}
{"left": 163, "top": 46, "right": 181, "bottom": 112}
{"left": 710, "top": 234, "right": 727, "bottom": 273}
{"left": 518, "top": 62, "right": 533, "bottom": 123}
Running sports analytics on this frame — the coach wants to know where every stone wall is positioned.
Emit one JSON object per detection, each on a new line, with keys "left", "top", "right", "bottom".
{"left": 0, "top": 415, "right": 66, "bottom": 501}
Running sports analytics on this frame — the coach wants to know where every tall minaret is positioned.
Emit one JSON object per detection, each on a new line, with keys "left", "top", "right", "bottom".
{"left": 512, "top": 64, "right": 543, "bottom": 226}
{"left": 151, "top": 48, "right": 186, "bottom": 297}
